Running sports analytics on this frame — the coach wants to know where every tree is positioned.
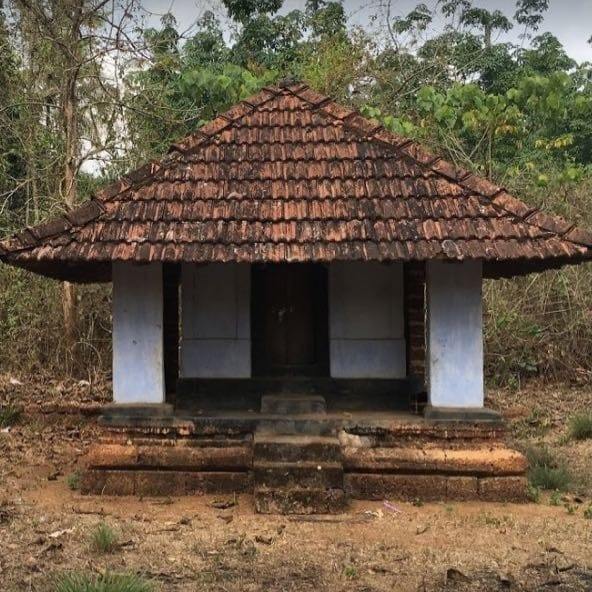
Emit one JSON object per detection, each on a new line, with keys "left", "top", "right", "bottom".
{"left": 10, "top": 0, "right": 141, "bottom": 366}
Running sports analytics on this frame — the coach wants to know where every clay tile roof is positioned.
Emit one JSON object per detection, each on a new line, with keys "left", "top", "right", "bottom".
{"left": 1, "top": 82, "right": 591, "bottom": 281}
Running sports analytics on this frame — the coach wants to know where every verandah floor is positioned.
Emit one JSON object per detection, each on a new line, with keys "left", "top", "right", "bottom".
{"left": 172, "top": 376, "right": 425, "bottom": 415}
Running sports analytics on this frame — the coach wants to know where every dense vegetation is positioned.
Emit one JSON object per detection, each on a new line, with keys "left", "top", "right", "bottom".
{"left": 0, "top": 0, "right": 591, "bottom": 385}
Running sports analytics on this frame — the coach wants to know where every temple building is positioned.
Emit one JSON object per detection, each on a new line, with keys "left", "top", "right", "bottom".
{"left": 2, "top": 81, "right": 590, "bottom": 513}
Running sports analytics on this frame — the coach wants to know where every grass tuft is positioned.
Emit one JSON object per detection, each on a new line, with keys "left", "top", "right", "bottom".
{"left": 568, "top": 413, "right": 592, "bottom": 441}
{"left": 90, "top": 522, "right": 119, "bottom": 554}
{"left": 525, "top": 445, "right": 571, "bottom": 492}
{"left": 53, "top": 572, "right": 152, "bottom": 592}
{"left": 0, "top": 403, "right": 21, "bottom": 428}
{"left": 67, "top": 472, "right": 81, "bottom": 491}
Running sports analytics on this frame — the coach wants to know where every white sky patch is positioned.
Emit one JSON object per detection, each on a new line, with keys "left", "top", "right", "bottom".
{"left": 140, "top": 0, "right": 592, "bottom": 62}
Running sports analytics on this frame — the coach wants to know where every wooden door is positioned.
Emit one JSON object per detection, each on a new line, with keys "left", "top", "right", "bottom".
{"left": 252, "top": 264, "right": 329, "bottom": 376}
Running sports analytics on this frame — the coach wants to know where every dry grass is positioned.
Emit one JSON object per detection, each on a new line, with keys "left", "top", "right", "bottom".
{"left": 53, "top": 572, "right": 153, "bottom": 592}
{"left": 568, "top": 413, "right": 592, "bottom": 441}
{"left": 0, "top": 402, "right": 20, "bottom": 427}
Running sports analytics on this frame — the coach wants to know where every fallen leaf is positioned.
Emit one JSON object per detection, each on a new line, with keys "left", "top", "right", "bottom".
{"left": 48, "top": 528, "right": 74, "bottom": 539}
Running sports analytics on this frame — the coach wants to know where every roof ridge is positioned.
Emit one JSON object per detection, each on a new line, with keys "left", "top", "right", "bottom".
{"left": 285, "top": 83, "right": 592, "bottom": 250}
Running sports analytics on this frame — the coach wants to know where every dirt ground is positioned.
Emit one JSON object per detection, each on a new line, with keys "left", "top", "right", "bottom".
{"left": 1, "top": 375, "right": 592, "bottom": 591}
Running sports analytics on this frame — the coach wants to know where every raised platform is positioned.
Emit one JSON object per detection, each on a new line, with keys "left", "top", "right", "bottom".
{"left": 81, "top": 403, "right": 528, "bottom": 510}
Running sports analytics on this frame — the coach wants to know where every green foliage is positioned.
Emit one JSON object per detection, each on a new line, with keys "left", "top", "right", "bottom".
{"left": 526, "top": 483, "right": 541, "bottom": 503}
{"left": 525, "top": 446, "right": 571, "bottom": 491}
{"left": 568, "top": 413, "right": 592, "bottom": 441}
{"left": 67, "top": 472, "right": 81, "bottom": 491}
{"left": 90, "top": 522, "right": 119, "bottom": 554}
{"left": 0, "top": 402, "right": 21, "bottom": 428}
{"left": 53, "top": 572, "right": 153, "bottom": 592}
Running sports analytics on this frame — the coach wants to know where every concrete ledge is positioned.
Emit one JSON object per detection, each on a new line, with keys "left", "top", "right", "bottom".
{"left": 255, "top": 487, "right": 348, "bottom": 515}
{"left": 101, "top": 403, "right": 174, "bottom": 419}
{"left": 80, "top": 469, "right": 252, "bottom": 496}
{"left": 85, "top": 442, "right": 253, "bottom": 471}
{"left": 423, "top": 405, "right": 503, "bottom": 424}
{"left": 345, "top": 473, "right": 528, "bottom": 502}
{"left": 342, "top": 446, "right": 527, "bottom": 476}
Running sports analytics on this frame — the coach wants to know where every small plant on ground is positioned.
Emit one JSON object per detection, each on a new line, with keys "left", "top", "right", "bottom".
{"left": 53, "top": 571, "right": 152, "bottom": 592}
{"left": 525, "top": 446, "right": 571, "bottom": 492}
{"left": 568, "top": 413, "right": 592, "bottom": 441}
{"left": 549, "top": 490, "right": 562, "bottom": 506}
{"left": 526, "top": 484, "right": 541, "bottom": 503}
{"left": 483, "top": 513, "right": 502, "bottom": 527}
{"left": 90, "top": 522, "right": 119, "bottom": 554}
{"left": 564, "top": 503, "right": 576, "bottom": 515}
{"left": 0, "top": 403, "right": 21, "bottom": 428}
{"left": 67, "top": 472, "right": 81, "bottom": 491}
{"left": 583, "top": 504, "right": 592, "bottom": 519}
{"left": 343, "top": 565, "right": 358, "bottom": 579}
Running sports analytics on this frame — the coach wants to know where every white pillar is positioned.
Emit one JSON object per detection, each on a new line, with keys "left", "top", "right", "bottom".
{"left": 426, "top": 260, "right": 484, "bottom": 409}
{"left": 112, "top": 262, "right": 165, "bottom": 404}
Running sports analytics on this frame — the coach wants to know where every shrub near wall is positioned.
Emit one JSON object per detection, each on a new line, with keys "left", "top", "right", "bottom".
{"left": 0, "top": 265, "right": 112, "bottom": 377}
{"left": 484, "top": 175, "right": 592, "bottom": 387}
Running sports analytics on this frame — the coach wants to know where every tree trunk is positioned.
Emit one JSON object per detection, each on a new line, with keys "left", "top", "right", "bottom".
{"left": 62, "top": 60, "right": 80, "bottom": 359}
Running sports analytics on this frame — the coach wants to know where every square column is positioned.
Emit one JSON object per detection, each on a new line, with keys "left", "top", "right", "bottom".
{"left": 111, "top": 262, "right": 166, "bottom": 407}
{"left": 425, "top": 260, "right": 498, "bottom": 421}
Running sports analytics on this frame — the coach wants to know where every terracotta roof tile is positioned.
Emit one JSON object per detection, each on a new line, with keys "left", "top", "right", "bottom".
{"left": 2, "top": 81, "right": 591, "bottom": 280}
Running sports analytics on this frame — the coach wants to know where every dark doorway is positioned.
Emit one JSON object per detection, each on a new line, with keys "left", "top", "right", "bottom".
{"left": 252, "top": 263, "right": 329, "bottom": 376}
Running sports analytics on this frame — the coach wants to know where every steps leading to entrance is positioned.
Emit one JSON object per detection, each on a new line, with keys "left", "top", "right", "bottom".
{"left": 254, "top": 395, "right": 347, "bottom": 514}
{"left": 254, "top": 434, "right": 342, "bottom": 463}
{"left": 260, "top": 394, "right": 326, "bottom": 415}
{"left": 255, "top": 487, "right": 348, "bottom": 514}
{"left": 258, "top": 417, "right": 338, "bottom": 436}
{"left": 254, "top": 460, "right": 344, "bottom": 489}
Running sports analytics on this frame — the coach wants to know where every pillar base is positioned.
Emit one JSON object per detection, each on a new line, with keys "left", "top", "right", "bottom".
{"left": 423, "top": 405, "right": 502, "bottom": 424}
{"left": 100, "top": 403, "right": 174, "bottom": 424}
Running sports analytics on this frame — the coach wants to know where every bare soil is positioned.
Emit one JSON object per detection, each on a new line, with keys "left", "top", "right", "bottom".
{"left": 1, "top": 375, "right": 592, "bottom": 591}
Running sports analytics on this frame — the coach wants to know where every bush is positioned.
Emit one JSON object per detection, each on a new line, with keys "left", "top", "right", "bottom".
{"left": 568, "top": 413, "right": 592, "bottom": 441}
{"left": 53, "top": 572, "right": 153, "bottom": 592}
{"left": 525, "top": 446, "right": 571, "bottom": 491}
{"left": 90, "top": 522, "right": 118, "bottom": 554}
{"left": 0, "top": 403, "right": 21, "bottom": 428}
{"left": 0, "top": 265, "right": 111, "bottom": 378}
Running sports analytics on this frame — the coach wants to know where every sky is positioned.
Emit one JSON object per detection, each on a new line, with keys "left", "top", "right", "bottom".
{"left": 140, "top": 0, "right": 592, "bottom": 63}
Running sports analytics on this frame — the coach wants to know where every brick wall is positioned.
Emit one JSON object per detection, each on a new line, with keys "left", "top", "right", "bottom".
{"left": 404, "top": 262, "right": 426, "bottom": 384}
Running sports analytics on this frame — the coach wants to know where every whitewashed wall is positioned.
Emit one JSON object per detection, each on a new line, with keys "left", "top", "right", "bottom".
{"left": 180, "top": 263, "right": 251, "bottom": 378}
{"left": 329, "top": 262, "right": 406, "bottom": 378}
{"left": 426, "top": 260, "right": 483, "bottom": 408}
{"left": 112, "top": 262, "right": 165, "bottom": 404}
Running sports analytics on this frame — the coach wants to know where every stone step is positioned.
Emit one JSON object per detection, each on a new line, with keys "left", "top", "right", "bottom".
{"left": 260, "top": 394, "right": 326, "bottom": 415}
{"left": 258, "top": 417, "right": 339, "bottom": 436}
{"left": 254, "top": 487, "right": 348, "bottom": 515}
{"left": 254, "top": 434, "right": 342, "bottom": 463}
{"left": 254, "top": 461, "right": 343, "bottom": 489}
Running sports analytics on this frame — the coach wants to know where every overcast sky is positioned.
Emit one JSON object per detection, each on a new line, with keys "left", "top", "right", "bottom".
{"left": 140, "top": 0, "right": 592, "bottom": 63}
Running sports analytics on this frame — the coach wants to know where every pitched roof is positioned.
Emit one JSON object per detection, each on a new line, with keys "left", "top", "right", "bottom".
{"left": 1, "top": 81, "right": 591, "bottom": 281}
